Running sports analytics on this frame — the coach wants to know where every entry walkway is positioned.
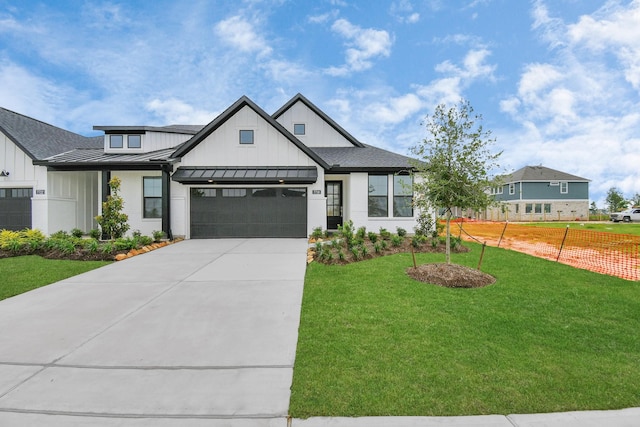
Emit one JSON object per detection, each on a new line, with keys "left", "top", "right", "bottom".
{"left": 0, "top": 239, "right": 308, "bottom": 426}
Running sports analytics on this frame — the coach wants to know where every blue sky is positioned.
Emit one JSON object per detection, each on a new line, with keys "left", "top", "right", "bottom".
{"left": 1, "top": 0, "right": 639, "bottom": 207}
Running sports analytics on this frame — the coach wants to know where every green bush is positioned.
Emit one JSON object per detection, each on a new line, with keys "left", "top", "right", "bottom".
{"left": 412, "top": 234, "right": 428, "bottom": 248}
{"left": 71, "top": 228, "right": 84, "bottom": 238}
{"left": 311, "top": 227, "right": 324, "bottom": 239}
{"left": 391, "top": 234, "right": 403, "bottom": 247}
{"left": 152, "top": 230, "right": 165, "bottom": 242}
{"left": 89, "top": 228, "right": 102, "bottom": 240}
{"left": 367, "top": 232, "right": 378, "bottom": 243}
{"left": 356, "top": 226, "right": 367, "bottom": 240}
{"left": 379, "top": 227, "right": 391, "bottom": 240}
{"left": 396, "top": 227, "right": 407, "bottom": 237}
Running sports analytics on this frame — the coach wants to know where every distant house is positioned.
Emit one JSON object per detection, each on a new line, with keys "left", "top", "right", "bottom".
{"left": 0, "top": 94, "right": 422, "bottom": 237}
{"left": 486, "top": 165, "right": 590, "bottom": 221}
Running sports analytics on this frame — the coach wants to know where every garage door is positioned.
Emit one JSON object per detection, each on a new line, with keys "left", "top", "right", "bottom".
{"left": 190, "top": 187, "right": 307, "bottom": 238}
{"left": 0, "top": 188, "right": 32, "bottom": 231}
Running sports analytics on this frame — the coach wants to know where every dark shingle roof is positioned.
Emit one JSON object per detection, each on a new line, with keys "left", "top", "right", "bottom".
{"left": 312, "top": 144, "right": 415, "bottom": 172}
{"left": 507, "top": 166, "right": 590, "bottom": 182}
{"left": 0, "top": 107, "right": 102, "bottom": 160}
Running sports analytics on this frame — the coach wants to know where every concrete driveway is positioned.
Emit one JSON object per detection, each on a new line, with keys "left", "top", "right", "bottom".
{"left": 0, "top": 238, "right": 308, "bottom": 426}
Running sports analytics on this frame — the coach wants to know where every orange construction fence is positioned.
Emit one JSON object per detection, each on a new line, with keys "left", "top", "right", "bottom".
{"left": 455, "top": 221, "right": 639, "bottom": 281}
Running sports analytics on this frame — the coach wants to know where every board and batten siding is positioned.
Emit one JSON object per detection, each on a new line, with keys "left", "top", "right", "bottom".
{"left": 180, "top": 105, "right": 320, "bottom": 168}
{"left": 275, "top": 101, "right": 354, "bottom": 148}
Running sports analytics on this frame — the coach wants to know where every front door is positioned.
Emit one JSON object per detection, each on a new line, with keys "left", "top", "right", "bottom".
{"left": 326, "top": 181, "right": 343, "bottom": 230}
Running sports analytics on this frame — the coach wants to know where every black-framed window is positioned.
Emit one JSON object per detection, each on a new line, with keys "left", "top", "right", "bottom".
{"left": 368, "top": 175, "right": 388, "bottom": 217}
{"left": 143, "top": 177, "right": 162, "bottom": 218}
{"left": 239, "top": 130, "right": 254, "bottom": 144}
{"left": 128, "top": 135, "right": 141, "bottom": 148}
{"left": 293, "top": 123, "right": 305, "bottom": 135}
{"left": 393, "top": 175, "right": 413, "bottom": 217}
{"left": 109, "top": 135, "right": 123, "bottom": 148}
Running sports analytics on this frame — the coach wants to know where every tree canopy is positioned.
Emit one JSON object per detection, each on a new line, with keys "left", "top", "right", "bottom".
{"left": 606, "top": 187, "right": 628, "bottom": 212}
{"left": 410, "top": 99, "right": 501, "bottom": 263}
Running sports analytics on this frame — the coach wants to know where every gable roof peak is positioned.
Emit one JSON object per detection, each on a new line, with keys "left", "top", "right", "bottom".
{"left": 272, "top": 93, "right": 364, "bottom": 148}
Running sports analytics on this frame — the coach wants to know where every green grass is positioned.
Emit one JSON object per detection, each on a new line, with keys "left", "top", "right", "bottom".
{"left": 290, "top": 243, "right": 640, "bottom": 417}
{"left": 523, "top": 221, "right": 640, "bottom": 236}
{"left": 0, "top": 255, "right": 110, "bottom": 301}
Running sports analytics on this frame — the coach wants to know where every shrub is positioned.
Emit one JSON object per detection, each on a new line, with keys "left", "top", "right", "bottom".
{"left": 84, "top": 238, "right": 99, "bottom": 253}
{"left": 337, "top": 249, "right": 346, "bottom": 261}
{"left": 114, "top": 237, "right": 137, "bottom": 251}
{"left": 374, "top": 242, "right": 382, "bottom": 254}
{"left": 132, "top": 229, "right": 142, "bottom": 238}
{"left": 356, "top": 226, "right": 367, "bottom": 240}
{"left": 311, "top": 227, "right": 324, "bottom": 239}
{"left": 367, "top": 232, "right": 378, "bottom": 243}
{"left": 380, "top": 239, "right": 388, "bottom": 250}
{"left": 391, "top": 234, "right": 403, "bottom": 247}
{"left": 360, "top": 244, "right": 369, "bottom": 258}
{"left": 396, "top": 227, "right": 407, "bottom": 237}
{"left": 89, "top": 228, "right": 102, "bottom": 240}
{"left": 351, "top": 246, "right": 360, "bottom": 260}
{"left": 338, "top": 220, "right": 355, "bottom": 246}
{"left": 152, "top": 230, "right": 165, "bottom": 242}
{"left": 379, "top": 227, "right": 391, "bottom": 240}
{"left": 71, "top": 228, "right": 84, "bottom": 238}
{"left": 23, "top": 229, "right": 46, "bottom": 250}
{"left": 96, "top": 176, "right": 130, "bottom": 239}
{"left": 412, "top": 234, "right": 427, "bottom": 248}
{"left": 414, "top": 212, "right": 435, "bottom": 237}
{"left": 50, "top": 230, "right": 69, "bottom": 239}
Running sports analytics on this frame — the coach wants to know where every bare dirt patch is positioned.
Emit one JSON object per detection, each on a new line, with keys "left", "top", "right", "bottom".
{"left": 407, "top": 262, "right": 496, "bottom": 288}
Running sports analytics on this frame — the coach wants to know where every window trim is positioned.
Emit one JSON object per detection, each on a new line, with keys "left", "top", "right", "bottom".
{"left": 368, "top": 174, "right": 389, "bottom": 217}
{"left": 393, "top": 175, "right": 413, "bottom": 218}
{"left": 109, "top": 135, "right": 123, "bottom": 149}
{"left": 239, "top": 130, "right": 254, "bottom": 145}
{"left": 142, "top": 176, "right": 162, "bottom": 219}
{"left": 293, "top": 123, "right": 306, "bottom": 136}
{"left": 509, "top": 183, "right": 515, "bottom": 195}
{"left": 560, "top": 181, "right": 568, "bottom": 194}
{"left": 127, "top": 134, "right": 141, "bottom": 149}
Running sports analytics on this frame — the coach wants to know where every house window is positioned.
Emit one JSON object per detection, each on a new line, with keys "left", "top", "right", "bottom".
{"left": 544, "top": 203, "right": 551, "bottom": 214}
{"left": 496, "top": 186, "right": 503, "bottom": 195}
{"left": 535, "top": 203, "right": 542, "bottom": 214}
{"left": 509, "top": 183, "right": 515, "bottom": 195}
{"left": 143, "top": 177, "right": 162, "bottom": 218}
{"left": 515, "top": 204, "right": 519, "bottom": 214}
{"left": 560, "top": 182, "right": 568, "bottom": 193}
{"left": 239, "top": 130, "right": 254, "bottom": 144}
{"left": 368, "top": 175, "right": 388, "bottom": 217}
{"left": 525, "top": 203, "right": 533, "bottom": 214}
{"left": 393, "top": 175, "right": 413, "bottom": 217}
{"left": 109, "top": 135, "right": 123, "bottom": 148}
{"left": 128, "top": 135, "right": 141, "bottom": 148}
{"left": 293, "top": 123, "right": 305, "bottom": 135}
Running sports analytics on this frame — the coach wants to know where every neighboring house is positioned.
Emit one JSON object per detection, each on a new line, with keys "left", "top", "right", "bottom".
{"left": 0, "top": 94, "right": 420, "bottom": 238}
{"left": 485, "top": 165, "right": 590, "bottom": 221}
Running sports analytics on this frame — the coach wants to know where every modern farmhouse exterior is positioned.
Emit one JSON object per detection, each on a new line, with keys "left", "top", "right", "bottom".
{"left": 485, "top": 165, "right": 590, "bottom": 221}
{"left": 0, "top": 94, "right": 420, "bottom": 238}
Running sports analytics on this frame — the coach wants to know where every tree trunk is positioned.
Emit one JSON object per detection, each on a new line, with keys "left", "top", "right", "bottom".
{"left": 445, "top": 209, "right": 452, "bottom": 264}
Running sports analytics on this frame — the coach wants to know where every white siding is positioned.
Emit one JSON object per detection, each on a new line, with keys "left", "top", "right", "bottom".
{"left": 111, "top": 171, "right": 163, "bottom": 237}
{"left": 47, "top": 171, "right": 99, "bottom": 233}
{"left": 275, "top": 101, "right": 355, "bottom": 148}
{"left": 104, "top": 131, "right": 193, "bottom": 154}
{"left": 0, "top": 130, "right": 38, "bottom": 183}
{"left": 181, "top": 106, "right": 318, "bottom": 167}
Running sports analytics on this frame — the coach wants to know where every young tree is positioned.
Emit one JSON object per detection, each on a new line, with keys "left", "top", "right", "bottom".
{"left": 605, "top": 187, "right": 628, "bottom": 213}
{"left": 631, "top": 192, "right": 640, "bottom": 208}
{"left": 410, "top": 100, "right": 501, "bottom": 263}
{"left": 96, "top": 176, "right": 130, "bottom": 239}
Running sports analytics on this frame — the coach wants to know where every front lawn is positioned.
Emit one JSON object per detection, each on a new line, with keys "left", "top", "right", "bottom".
{"left": 290, "top": 243, "right": 640, "bottom": 417}
{"left": 0, "top": 255, "right": 110, "bottom": 301}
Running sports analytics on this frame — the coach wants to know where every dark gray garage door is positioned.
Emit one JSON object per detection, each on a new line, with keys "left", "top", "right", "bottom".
{"left": 190, "top": 187, "right": 307, "bottom": 238}
{"left": 0, "top": 188, "right": 32, "bottom": 231}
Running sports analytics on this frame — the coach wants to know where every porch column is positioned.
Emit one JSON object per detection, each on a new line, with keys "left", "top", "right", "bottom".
{"left": 161, "top": 165, "right": 172, "bottom": 240}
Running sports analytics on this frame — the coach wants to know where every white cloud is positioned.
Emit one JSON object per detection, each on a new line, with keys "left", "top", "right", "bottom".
{"left": 325, "top": 18, "right": 393, "bottom": 76}
{"left": 390, "top": 0, "right": 420, "bottom": 23}
{"left": 214, "top": 15, "right": 273, "bottom": 57}
{"left": 416, "top": 48, "right": 496, "bottom": 106}
{"left": 146, "top": 98, "right": 217, "bottom": 125}
{"left": 365, "top": 93, "right": 423, "bottom": 125}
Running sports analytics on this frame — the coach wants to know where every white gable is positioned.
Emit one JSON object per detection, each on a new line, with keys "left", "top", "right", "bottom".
{"left": 179, "top": 105, "right": 320, "bottom": 167}
{"left": 0, "top": 130, "right": 38, "bottom": 182}
{"left": 275, "top": 101, "right": 354, "bottom": 148}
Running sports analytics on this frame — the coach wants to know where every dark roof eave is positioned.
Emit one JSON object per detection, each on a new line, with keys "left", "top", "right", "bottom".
{"left": 327, "top": 166, "right": 417, "bottom": 173}
{"left": 33, "top": 160, "right": 175, "bottom": 171}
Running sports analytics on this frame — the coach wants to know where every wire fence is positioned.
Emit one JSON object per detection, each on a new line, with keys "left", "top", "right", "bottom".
{"left": 455, "top": 221, "right": 640, "bottom": 281}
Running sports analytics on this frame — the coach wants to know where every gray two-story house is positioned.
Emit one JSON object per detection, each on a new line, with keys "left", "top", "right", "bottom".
{"left": 487, "top": 165, "right": 590, "bottom": 221}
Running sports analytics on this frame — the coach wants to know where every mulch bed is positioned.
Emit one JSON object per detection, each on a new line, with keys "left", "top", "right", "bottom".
{"left": 407, "top": 262, "right": 496, "bottom": 288}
